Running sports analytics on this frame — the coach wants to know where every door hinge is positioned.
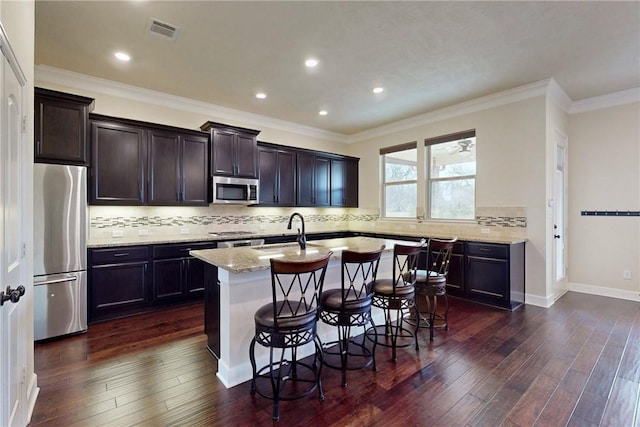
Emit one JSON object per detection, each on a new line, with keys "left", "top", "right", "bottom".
{"left": 22, "top": 243, "right": 27, "bottom": 258}
{"left": 21, "top": 115, "right": 27, "bottom": 133}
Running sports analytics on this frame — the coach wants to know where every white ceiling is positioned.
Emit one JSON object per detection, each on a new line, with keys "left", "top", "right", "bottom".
{"left": 35, "top": 1, "right": 640, "bottom": 136}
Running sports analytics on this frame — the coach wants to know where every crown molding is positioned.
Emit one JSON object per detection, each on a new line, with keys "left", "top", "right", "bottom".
{"left": 547, "top": 78, "right": 573, "bottom": 112}
{"left": 569, "top": 87, "right": 640, "bottom": 114}
{"left": 348, "top": 79, "right": 550, "bottom": 143}
{"left": 35, "top": 65, "right": 348, "bottom": 143}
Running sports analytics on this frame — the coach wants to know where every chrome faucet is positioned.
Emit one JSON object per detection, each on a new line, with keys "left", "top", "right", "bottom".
{"left": 287, "top": 212, "right": 307, "bottom": 250}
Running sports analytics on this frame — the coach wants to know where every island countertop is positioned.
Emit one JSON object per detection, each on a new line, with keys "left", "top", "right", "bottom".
{"left": 189, "top": 236, "right": 416, "bottom": 274}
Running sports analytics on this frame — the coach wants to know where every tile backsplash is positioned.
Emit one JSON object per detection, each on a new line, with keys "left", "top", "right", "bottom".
{"left": 89, "top": 205, "right": 526, "bottom": 240}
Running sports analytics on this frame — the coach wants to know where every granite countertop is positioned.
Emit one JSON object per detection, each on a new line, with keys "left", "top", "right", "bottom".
{"left": 189, "top": 236, "right": 415, "bottom": 274}
{"left": 88, "top": 229, "right": 526, "bottom": 248}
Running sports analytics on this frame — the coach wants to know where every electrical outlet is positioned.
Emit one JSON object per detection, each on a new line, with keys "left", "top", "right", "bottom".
{"left": 623, "top": 270, "right": 632, "bottom": 280}
{"left": 480, "top": 228, "right": 490, "bottom": 234}
{"left": 180, "top": 228, "right": 190, "bottom": 235}
{"left": 138, "top": 229, "right": 149, "bottom": 236}
{"left": 111, "top": 230, "right": 123, "bottom": 238}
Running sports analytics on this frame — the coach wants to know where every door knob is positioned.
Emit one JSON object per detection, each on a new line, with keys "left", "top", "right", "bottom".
{"left": 0, "top": 285, "right": 25, "bottom": 306}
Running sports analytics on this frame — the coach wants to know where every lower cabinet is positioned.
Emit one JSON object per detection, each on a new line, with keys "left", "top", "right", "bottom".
{"left": 89, "top": 246, "right": 150, "bottom": 322}
{"left": 89, "top": 241, "right": 216, "bottom": 322}
{"left": 445, "top": 242, "right": 465, "bottom": 298}
{"left": 204, "top": 264, "right": 220, "bottom": 358}
{"left": 151, "top": 242, "right": 217, "bottom": 302}
{"left": 465, "top": 241, "right": 525, "bottom": 310}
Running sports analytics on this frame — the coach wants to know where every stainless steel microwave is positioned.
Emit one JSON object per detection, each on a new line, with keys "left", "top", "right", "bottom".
{"left": 211, "top": 176, "right": 259, "bottom": 205}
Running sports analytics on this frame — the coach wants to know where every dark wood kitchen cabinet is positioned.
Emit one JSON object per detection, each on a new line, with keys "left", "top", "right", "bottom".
{"left": 258, "top": 145, "right": 296, "bottom": 206}
{"left": 90, "top": 114, "right": 209, "bottom": 206}
{"left": 89, "top": 246, "right": 150, "bottom": 322}
{"left": 201, "top": 121, "right": 260, "bottom": 178}
{"left": 297, "top": 152, "right": 330, "bottom": 206}
{"left": 34, "top": 87, "right": 94, "bottom": 165}
{"left": 465, "top": 241, "right": 525, "bottom": 310}
{"left": 90, "top": 119, "right": 146, "bottom": 205}
{"left": 330, "top": 158, "right": 359, "bottom": 207}
{"left": 151, "top": 242, "right": 216, "bottom": 303}
{"left": 148, "top": 130, "right": 208, "bottom": 205}
{"left": 444, "top": 241, "right": 465, "bottom": 298}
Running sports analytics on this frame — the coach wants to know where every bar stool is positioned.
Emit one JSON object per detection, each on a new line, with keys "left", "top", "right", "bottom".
{"left": 367, "top": 243, "right": 422, "bottom": 362}
{"left": 249, "top": 252, "right": 332, "bottom": 422}
{"left": 319, "top": 247, "right": 384, "bottom": 387}
{"left": 413, "top": 238, "right": 457, "bottom": 341}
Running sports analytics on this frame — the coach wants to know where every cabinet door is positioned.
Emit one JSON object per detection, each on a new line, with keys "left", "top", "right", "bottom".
{"left": 314, "top": 156, "right": 331, "bottom": 206}
{"left": 152, "top": 258, "right": 184, "bottom": 301}
{"left": 330, "top": 159, "right": 346, "bottom": 206}
{"left": 258, "top": 146, "right": 277, "bottom": 205}
{"left": 35, "top": 95, "right": 89, "bottom": 165}
{"left": 296, "top": 152, "right": 315, "bottom": 206}
{"left": 344, "top": 159, "right": 359, "bottom": 207}
{"left": 446, "top": 253, "right": 465, "bottom": 297}
{"left": 466, "top": 256, "right": 509, "bottom": 306}
{"left": 212, "top": 130, "right": 235, "bottom": 176}
{"left": 148, "top": 130, "right": 180, "bottom": 205}
{"left": 91, "top": 121, "right": 145, "bottom": 205}
{"left": 185, "top": 257, "right": 206, "bottom": 294}
{"left": 90, "top": 261, "right": 148, "bottom": 321}
{"left": 235, "top": 133, "right": 258, "bottom": 178}
{"left": 181, "top": 134, "right": 209, "bottom": 205}
{"left": 277, "top": 150, "right": 296, "bottom": 206}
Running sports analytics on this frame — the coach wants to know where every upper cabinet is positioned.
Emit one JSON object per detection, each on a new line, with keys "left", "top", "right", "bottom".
{"left": 34, "top": 88, "right": 95, "bottom": 165}
{"left": 297, "top": 152, "right": 331, "bottom": 207}
{"left": 257, "top": 142, "right": 360, "bottom": 208}
{"left": 258, "top": 145, "right": 296, "bottom": 206}
{"left": 90, "top": 114, "right": 209, "bottom": 206}
{"left": 330, "top": 158, "right": 359, "bottom": 207}
{"left": 200, "top": 121, "right": 260, "bottom": 179}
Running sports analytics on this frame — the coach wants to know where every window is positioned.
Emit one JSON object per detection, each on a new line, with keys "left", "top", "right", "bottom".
{"left": 425, "top": 130, "right": 476, "bottom": 220}
{"left": 381, "top": 142, "right": 417, "bottom": 218}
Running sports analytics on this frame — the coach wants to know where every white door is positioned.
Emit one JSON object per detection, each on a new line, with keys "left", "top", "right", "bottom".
{"left": 0, "top": 23, "right": 28, "bottom": 427}
{"left": 552, "top": 132, "right": 568, "bottom": 299}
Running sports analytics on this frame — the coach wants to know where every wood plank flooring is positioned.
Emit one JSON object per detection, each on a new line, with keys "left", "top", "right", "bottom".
{"left": 31, "top": 292, "right": 640, "bottom": 426}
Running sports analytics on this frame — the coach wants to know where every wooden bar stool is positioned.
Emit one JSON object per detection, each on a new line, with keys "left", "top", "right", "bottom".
{"left": 367, "top": 243, "right": 422, "bottom": 362}
{"left": 319, "top": 247, "right": 384, "bottom": 387}
{"left": 249, "top": 253, "right": 332, "bottom": 422}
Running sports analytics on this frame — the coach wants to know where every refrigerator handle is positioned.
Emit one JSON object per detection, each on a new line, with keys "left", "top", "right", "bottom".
{"left": 35, "top": 276, "right": 78, "bottom": 286}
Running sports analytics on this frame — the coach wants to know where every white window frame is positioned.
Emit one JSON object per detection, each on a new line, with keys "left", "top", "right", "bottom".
{"left": 380, "top": 142, "right": 418, "bottom": 219}
{"left": 424, "top": 129, "right": 476, "bottom": 221}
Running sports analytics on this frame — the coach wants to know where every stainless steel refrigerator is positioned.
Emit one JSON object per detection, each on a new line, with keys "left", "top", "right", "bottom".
{"left": 33, "top": 163, "right": 88, "bottom": 340}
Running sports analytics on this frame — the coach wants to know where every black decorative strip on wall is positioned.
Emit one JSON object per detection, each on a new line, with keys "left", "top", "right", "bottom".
{"left": 581, "top": 211, "right": 640, "bottom": 216}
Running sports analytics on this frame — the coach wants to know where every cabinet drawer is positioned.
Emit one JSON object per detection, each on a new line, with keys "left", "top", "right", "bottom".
{"left": 153, "top": 241, "right": 217, "bottom": 259}
{"left": 91, "top": 246, "right": 149, "bottom": 264}
{"left": 466, "top": 242, "right": 508, "bottom": 259}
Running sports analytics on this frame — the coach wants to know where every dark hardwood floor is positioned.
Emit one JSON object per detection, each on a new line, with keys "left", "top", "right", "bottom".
{"left": 31, "top": 292, "right": 640, "bottom": 426}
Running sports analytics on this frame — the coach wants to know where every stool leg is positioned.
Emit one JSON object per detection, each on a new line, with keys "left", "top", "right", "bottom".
{"left": 368, "top": 317, "right": 378, "bottom": 372}
{"left": 429, "top": 295, "right": 438, "bottom": 341}
{"left": 249, "top": 338, "right": 257, "bottom": 394}
{"left": 314, "top": 335, "right": 325, "bottom": 401}
{"left": 444, "top": 293, "right": 449, "bottom": 330}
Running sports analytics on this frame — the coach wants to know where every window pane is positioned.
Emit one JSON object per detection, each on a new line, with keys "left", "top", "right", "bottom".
{"left": 384, "top": 149, "right": 417, "bottom": 182}
{"left": 430, "top": 179, "right": 475, "bottom": 219}
{"left": 385, "top": 183, "right": 417, "bottom": 218}
{"left": 429, "top": 138, "right": 476, "bottom": 178}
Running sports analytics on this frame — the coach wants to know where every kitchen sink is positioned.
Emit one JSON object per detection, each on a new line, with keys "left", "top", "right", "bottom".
{"left": 251, "top": 242, "right": 323, "bottom": 252}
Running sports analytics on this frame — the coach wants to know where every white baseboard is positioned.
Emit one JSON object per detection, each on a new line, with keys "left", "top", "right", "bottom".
{"left": 568, "top": 282, "right": 640, "bottom": 303}
{"left": 524, "top": 293, "right": 555, "bottom": 308}
{"left": 26, "top": 373, "right": 39, "bottom": 424}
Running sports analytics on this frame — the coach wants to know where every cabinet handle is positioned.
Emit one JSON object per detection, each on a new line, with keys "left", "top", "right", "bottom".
{"left": 113, "top": 253, "right": 130, "bottom": 257}
{"left": 479, "top": 248, "right": 491, "bottom": 252}
{"left": 36, "top": 140, "right": 41, "bottom": 154}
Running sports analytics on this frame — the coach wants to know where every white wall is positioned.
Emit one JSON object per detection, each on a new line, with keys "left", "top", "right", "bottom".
{"left": 350, "top": 96, "right": 549, "bottom": 302}
{"left": 568, "top": 102, "right": 640, "bottom": 300}
{"left": 34, "top": 79, "right": 350, "bottom": 157}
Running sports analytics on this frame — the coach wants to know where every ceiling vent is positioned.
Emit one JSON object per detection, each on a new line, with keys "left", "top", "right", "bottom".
{"left": 147, "top": 18, "right": 179, "bottom": 41}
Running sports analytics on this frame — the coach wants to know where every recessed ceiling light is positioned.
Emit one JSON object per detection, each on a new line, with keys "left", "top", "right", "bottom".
{"left": 319, "top": 110, "right": 328, "bottom": 116}
{"left": 305, "top": 58, "right": 319, "bottom": 68}
{"left": 114, "top": 52, "right": 131, "bottom": 61}
{"left": 373, "top": 87, "right": 384, "bottom": 94}
{"left": 255, "top": 93, "right": 267, "bottom": 99}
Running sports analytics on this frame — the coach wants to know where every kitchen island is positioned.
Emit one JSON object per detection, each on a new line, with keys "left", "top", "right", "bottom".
{"left": 190, "top": 236, "right": 416, "bottom": 388}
